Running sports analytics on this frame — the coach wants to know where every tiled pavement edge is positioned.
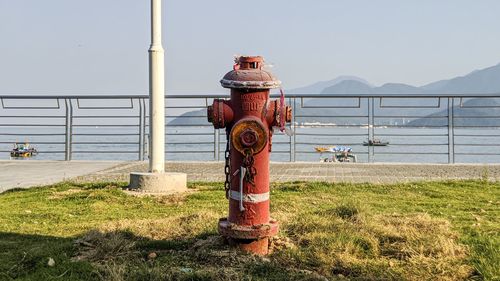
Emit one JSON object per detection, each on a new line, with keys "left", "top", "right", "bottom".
{"left": 75, "top": 161, "right": 500, "bottom": 184}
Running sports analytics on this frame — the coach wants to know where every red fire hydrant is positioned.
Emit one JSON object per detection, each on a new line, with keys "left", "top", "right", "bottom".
{"left": 207, "top": 56, "right": 292, "bottom": 255}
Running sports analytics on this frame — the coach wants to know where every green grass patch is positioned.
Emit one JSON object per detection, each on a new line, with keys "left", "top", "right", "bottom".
{"left": 0, "top": 180, "right": 498, "bottom": 280}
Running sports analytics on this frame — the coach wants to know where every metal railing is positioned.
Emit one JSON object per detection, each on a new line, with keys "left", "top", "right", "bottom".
{"left": 1, "top": 93, "right": 500, "bottom": 163}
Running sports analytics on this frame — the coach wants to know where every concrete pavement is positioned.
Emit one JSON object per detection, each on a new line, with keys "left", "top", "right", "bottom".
{"left": 2, "top": 161, "right": 500, "bottom": 193}
{"left": 0, "top": 160, "right": 123, "bottom": 193}
{"left": 75, "top": 161, "right": 500, "bottom": 184}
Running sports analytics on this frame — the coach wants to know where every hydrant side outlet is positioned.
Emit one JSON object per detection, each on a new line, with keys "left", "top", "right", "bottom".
{"left": 207, "top": 56, "right": 291, "bottom": 255}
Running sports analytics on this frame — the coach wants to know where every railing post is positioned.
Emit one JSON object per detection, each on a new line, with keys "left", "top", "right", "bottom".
{"left": 367, "top": 97, "right": 375, "bottom": 163}
{"left": 448, "top": 97, "right": 455, "bottom": 164}
{"left": 139, "top": 98, "right": 145, "bottom": 161}
{"left": 290, "top": 97, "right": 296, "bottom": 162}
{"left": 64, "top": 98, "right": 73, "bottom": 161}
{"left": 143, "top": 99, "right": 148, "bottom": 161}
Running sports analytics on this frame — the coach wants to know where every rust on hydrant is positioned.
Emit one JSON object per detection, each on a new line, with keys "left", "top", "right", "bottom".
{"left": 207, "top": 56, "right": 292, "bottom": 255}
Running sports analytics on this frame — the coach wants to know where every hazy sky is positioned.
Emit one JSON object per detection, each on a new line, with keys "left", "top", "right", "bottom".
{"left": 1, "top": 0, "right": 500, "bottom": 94}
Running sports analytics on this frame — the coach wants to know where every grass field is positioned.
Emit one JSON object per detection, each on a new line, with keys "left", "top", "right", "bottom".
{"left": 0, "top": 180, "right": 498, "bottom": 281}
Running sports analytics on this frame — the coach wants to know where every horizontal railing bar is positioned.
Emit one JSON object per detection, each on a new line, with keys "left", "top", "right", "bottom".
{"left": 290, "top": 93, "right": 500, "bottom": 98}
{"left": 299, "top": 124, "right": 450, "bottom": 128}
{"left": 0, "top": 95, "right": 145, "bottom": 99}
{"left": 72, "top": 151, "right": 140, "bottom": 153}
{"left": 164, "top": 124, "right": 213, "bottom": 127}
{"left": 73, "top": 116, "right": 139, "bottom": 118}
{"left": 0, "top": 150, "right": 65, "bottom": 153}
{"left": 376, "top": 125, "right": 449, "bottom": 128}
{"left": 296, "top": 151, "right": 369, "bottom": 154}
{"left": 455, "top": 134, "right": 500, "bottom": 137}
{"left": 374, "top": 115, "right": 448, "bottom": 119}
{"left": 165, "top": 133, "right": 214, "bottom": 136}
{"left": 72, "top": 142, "right": 139, "bottom": 145}
{"left": 2, "top": 93, "right": 500, "bottom": 98}
{"left": 295, "top": 142, "right": 366, "bottom": 145}
{"left": 296, "top": 116, "right": 451, "bottom": 119}
{"left": 295, "top": 124, "right": 369, "bottom": 128}
{"left": 378, "top": 143, "right": 449, "bottom": 146}
{"left": 72, "top": 133, "right": 140, "bottom": 136}
{"left": 0, "top": 133, "right": 66, "bottom": 136}
{"left": 0, "top": 141, "right": 66, "bottom": 144}
{"left": 164, "top": 142, "right": 215, "bottom": 145}
{"left": 373, "top": 152, "right": 449, "bottom": 155}
{"left": 73, "top": 125, "right": 139, "bottom": 127}
{"left": 376, "top": 133, "right": 448, "bottom": 136}
{"left": 294, "top": 142, "right": 448, "bottom": 144}
{"left": 454, "top": 126, "right": 500, "bottom": 128}
{"left": 374, "top": 116, "right": 448, "bottom": 119}
{"left": 166, "top": 115, "right": 208, "bottom": 118}
{"left": 295, "top": 115, "right": 369, "bottom": 118}
{"left": 0, "top": 124, "right": 65, "bottom": 127}
{"left": 0, "top": 95, "right": 147, "bottom": 99}
{"left": 455, "top": 152, "right": 500, "bottom": 156}
{"left": 165, "top": 151, "right": 214, "bottom": 153}
{"left": 0, "top": 116, "right": 65, "bottom": 118}
{"left": 454, "top": 144, "right": 500, "bottom": 146}
{"left": 164, "top": 106, "right": 207, "bottom": 109}
{"left": 455, "top": 153, "right": 500, "bottom": 155}
{"left": 1, "top": 115, "right": 495, "bottom": 120}
{"left": 295, "top": 133, "right": 369, "bottom": 136}
{"left": 453, "top": 116, "right": 500, "bottom": 119}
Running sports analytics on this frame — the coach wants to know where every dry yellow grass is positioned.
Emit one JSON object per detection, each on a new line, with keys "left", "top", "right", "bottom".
{"left": 98, "top": 211, "right": 219, "bottom": 240}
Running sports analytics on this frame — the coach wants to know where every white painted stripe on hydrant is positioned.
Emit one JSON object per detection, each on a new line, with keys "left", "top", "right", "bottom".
{"left": 229, "top": 191, "right": 270, "bottom": 203}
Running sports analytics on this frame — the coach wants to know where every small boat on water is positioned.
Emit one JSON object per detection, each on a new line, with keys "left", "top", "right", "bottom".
{"left": 363, "top": 139, "right": 389, "bottom": 146}
{"left": 10, "top": 142, "right": 38, "bottom": 158}
{"left": 314, "top": 146, "right": 357, "bottom": 162}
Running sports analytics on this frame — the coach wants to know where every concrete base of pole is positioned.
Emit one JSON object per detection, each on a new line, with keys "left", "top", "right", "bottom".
{"left": 128, "top": 172, "right": 187, "bottom": 194}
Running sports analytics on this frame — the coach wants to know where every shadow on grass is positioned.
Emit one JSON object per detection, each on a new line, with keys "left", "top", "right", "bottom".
{"left": 0, "top": 232, "right": 96, "bottom": 281}
{"left": 0, "top": 231, "right": 326, "bottom": 281}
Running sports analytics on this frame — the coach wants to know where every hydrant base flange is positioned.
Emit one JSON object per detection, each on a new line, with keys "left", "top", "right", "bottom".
{"left": 218, "top": 218, "right": 279, "bottom": 240}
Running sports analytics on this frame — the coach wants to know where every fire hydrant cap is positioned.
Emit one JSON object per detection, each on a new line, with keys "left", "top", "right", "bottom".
{"left": 220, "top": 56, "right": 281, "bottom": 89}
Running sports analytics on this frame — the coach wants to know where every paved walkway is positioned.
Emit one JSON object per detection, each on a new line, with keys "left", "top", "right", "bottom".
{"left": 0, "top": 161, "right": 122, "bottom": 193}
{"left": 2, "top": 161, "right": 499, "bottom": 193}
{"left": 75, "top": 161, "right": 500, "bottom": 184}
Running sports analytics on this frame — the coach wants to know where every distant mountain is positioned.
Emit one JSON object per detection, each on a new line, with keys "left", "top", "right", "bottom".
{"left": 288, "top": 76, "right": 371, "bottom": 94}
{"left": 406, "top": 63, "right": 500, "bottom": 126}
{"left": 424, "top": 63, "right": 500, "bottom": 94}
{"left": 373, "top": 83, "right": 423, "bottom": 94}
{"left": 420, "top": 79, "right": 450, "bottom": 92}
{"left": 320, "top": 81, "right": 425, "bottom": 94}
{"left": 296, "top": 62, "right": 500, "bottom": 95}
{"left": 170, "top": 62, "right": 500, "bottom": 126}
{"left": 407, "top": 98, "right": 500, "bottom": 127}
{"left": 168, "top": 109, "right": 206, "bottom": 126}
{"left": 321, "top": 80, "right": 373, "bottom": 94}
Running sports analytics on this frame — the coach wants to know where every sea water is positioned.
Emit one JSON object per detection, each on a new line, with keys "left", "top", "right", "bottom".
{"left": 2, "top": 126, "right": 500, "bottom": 163}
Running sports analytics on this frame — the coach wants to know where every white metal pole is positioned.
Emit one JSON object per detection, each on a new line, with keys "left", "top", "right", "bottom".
{"left": 149, "top": 0, "right": 165, "bottom": 173}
